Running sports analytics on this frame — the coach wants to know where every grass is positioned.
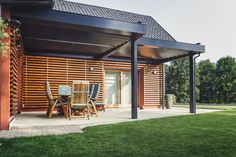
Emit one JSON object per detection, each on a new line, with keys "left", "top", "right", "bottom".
{"left": 1, "top": 110, "right": 236, "bottom": 157}
{"left": 173, "top": 103, "right": 236, "bottom": 110}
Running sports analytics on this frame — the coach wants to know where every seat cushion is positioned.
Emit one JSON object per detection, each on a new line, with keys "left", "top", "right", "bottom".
{"left": 95, "top": 102, "right": 105, "bottom": 106}
{"left": 71, "top": 104, "right": 87, "bottom": 109}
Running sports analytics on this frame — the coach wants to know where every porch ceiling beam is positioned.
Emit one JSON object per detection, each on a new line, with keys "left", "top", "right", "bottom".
{"left": 148, "top": 54, "right": 190, "bottom": 65}
{"left": 25, "top": 49, "right": 160, "bottom": 64}
{"left": 12, "top": 9, "right": 146, "bottom": 36}
{"left": 26, "top": 37, "right": 112, "bottom": 48}
{"left": 137, "top": 37, "right": 205, "bottom": 53}
{"left": 98, "top": 41, "right": 130, "bottom": 59}
{"left": 25, "top": 50, "right": 96, "bottom": 60}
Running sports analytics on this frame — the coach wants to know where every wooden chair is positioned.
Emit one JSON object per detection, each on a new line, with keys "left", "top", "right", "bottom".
{"left": 88, "top": 84, "right": 99, "bottom": 116}
{"left": 69, "top": 80, "right": 90, "bottom": 120}
{"left": 90, "top": 84, "right": 105, "bottom": 112}
{"left": 45, "top": 81, "right": 66, "bottom": 118}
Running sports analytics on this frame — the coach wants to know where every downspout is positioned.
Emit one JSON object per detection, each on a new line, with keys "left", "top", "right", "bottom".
{"left": 189, "top": 51, "right": 201, "bottom": 114}
{"left": 194, "top": 52, "right": 200, "bottom": 104}
{"left": 194, "top": 53, "right": 201, "bottom": 62}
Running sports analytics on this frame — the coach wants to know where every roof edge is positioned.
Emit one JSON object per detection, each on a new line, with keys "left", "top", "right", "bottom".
{"left": 137, "top": 37, "right": 205, "bottom": 53}
{"left": 0, "top": 0, "right": 54, "bottom": 8}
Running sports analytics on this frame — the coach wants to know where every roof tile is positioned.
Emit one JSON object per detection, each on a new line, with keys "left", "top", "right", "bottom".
{"left": 53, "top": 0, "right": 175, "bottom": 41}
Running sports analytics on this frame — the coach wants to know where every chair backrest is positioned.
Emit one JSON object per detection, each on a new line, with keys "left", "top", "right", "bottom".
{"left": 89, "top": 84, "right": 94, "bottom": 96}
{"left": 58, "top": 85, "right": 71, "bottom": 96}
{"left": 71, "top": 80, "right": 89, "bottom": 106}
{"left": 91, "top": 84, "right": 100, "bottom": 101}
{"left": 45, "top": 81, "right": 54, "bottom": 105}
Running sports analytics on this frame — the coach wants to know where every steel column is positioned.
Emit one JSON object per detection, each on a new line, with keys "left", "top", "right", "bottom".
{"left": 189, "top": 54, "right": 196, "bottom": 113}
{"left": 131, "top": 40, "right": 138, "bottom": 119}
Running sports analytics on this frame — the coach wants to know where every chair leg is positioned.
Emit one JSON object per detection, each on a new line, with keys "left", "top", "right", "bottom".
{"left": 48, "top": 100, "right": 58, "bottom": 118}
{"left": 90, "top": 100, "right": 98, "bottom": 117}
{"left": 86, "top": 107, "right": 90, "bottom": 120}
{"left": 48, "top": 105, "right": 55, "bottom": 118}
{"left": 60, "top": 101, "right": 67, "bottom": 118}
{"left": 69, "top": 105, "right": 71, "bottom": 120}
{"left": 46, "top": 106, "right": 50, "bottom": 116}
{"left": 102, "top": 105, "right": 105, "bottom": 112}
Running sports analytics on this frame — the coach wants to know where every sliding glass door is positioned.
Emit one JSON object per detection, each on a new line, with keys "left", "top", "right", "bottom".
{"left": 121, "top": 72, "right": 131, "bottom": 107}
{"left": 105, "top": 71, "right": 121, "bottom": 105}
{"left": 105, "top": 71, "right": 131, "bottom": 107}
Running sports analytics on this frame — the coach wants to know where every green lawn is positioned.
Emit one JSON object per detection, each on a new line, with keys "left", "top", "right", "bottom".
{"left": 1, "top": 110, "right": 236, "bottom": 157}
{"left": 174, "top": 103, "right": 236, "bottom": 110}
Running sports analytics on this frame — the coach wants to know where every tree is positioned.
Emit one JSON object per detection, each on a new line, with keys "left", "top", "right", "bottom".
{"left": 165, "top": 57, "right": 200, "bottom": 103}
{"left": 166, "top": 58, "right": 189, "bottom": 103}
{"left": 216, "top": 56, "right": 236, "bottom": 103}
{"left": 197, "top": 60, "right": 216, "bottom": 103}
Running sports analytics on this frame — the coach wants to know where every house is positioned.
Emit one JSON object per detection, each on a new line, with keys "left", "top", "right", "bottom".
{"left": 0, "top": 0, "right": 205, "bottom": 130}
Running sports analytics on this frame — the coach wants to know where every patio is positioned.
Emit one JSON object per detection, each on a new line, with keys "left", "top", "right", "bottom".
{"left": 0, "top": 107, "right": 219, "bottom": 138}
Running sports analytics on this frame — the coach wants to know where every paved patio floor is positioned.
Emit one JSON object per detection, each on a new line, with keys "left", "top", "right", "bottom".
{"left": 0, "top": 107, "right": 220, "bottom": 138}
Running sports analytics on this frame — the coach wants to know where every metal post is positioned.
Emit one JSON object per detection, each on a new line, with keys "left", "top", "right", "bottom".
{"left": 131, "top": 40, "right": 138, "bottom": 119}
{"left": 189, "top": 54, "right": 196, "bottom": 113}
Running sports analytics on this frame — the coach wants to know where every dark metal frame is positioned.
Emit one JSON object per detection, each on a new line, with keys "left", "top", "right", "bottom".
{"left": 12, "top": 9, "right": 146, "bottom": 37}
{"left": 131, "top": 40, "right": 138, "bottom": 119}
{"left": 137, "top": 37, "right": 205, "bottom": 53}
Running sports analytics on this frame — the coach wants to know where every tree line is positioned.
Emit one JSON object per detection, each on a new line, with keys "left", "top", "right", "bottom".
{"left": 165, "top": 56, "right": 236, "bottom": 103}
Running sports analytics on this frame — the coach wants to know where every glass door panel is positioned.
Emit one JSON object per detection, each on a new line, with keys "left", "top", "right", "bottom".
{"left": 121, "top": 72, "right": 131, "bottom": 107}
{"left": 105, "top": 71, "right": 121, "bottom": 105}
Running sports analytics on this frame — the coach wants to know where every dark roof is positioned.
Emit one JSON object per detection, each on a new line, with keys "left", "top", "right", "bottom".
{"left": 53, "top": 0, "right": 175, "bottom": 41}
{"left": 0, "top": 0, "right": 53, "bottom": 8}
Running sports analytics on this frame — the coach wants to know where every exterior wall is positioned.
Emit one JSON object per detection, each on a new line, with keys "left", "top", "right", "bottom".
{"left": 144, "top": 65, "right": 164, "bottom": 108}
{"left": 22, "top": 55, "right": 163, "bottom": 111}
{"left": 0, "top": 6, "right": 11, "bottom": 130}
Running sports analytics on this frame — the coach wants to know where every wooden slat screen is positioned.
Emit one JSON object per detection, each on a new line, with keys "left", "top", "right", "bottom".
{"left": 10, "top": 27, "right": 23, "bottom": 116}
{"left": 144, "top": 65, "right": 163, "bottom": 107}
{"left": 22, "top": 55, "right": 163, "bottom": 110}
{"left": 10, "top": 39, "right": 18, "bottom": 115}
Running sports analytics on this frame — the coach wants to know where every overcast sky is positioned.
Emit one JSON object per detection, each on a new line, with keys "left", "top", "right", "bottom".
{"left": 68, "top": 0, "right": 236, "bottom": 62}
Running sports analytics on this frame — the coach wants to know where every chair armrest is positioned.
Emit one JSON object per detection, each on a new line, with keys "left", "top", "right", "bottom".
{"left": 53, "top": 97, "right": 60, "bottom": 101}
{"left": 50, "top": 97, "right": 62, "bottom": 103}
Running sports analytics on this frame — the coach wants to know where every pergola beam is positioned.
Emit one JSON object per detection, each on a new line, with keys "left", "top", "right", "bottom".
{"left": 99, "top": 41, "right": 129, "bottom": 59}
{"left": 12, "top": 9, "right": 146, "bottom": 36}
{"left": 137, "top": 37, "right": 205, "bottom": 53}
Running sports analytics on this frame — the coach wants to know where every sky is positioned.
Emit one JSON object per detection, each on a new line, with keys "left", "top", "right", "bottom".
{"left": 68, "top": 0, "right": 236, "bottom": 63}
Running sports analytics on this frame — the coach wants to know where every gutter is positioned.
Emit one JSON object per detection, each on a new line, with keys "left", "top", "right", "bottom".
{"left": 0, "top": 0, "right": 54, "bottom": 8}
{"left": 194, "top": 53, "right": 201, "bottom": 62}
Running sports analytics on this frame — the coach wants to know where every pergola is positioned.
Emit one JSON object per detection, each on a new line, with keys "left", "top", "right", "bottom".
{"left": 0, "top": 1, "right": 205, "bottom": 130}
